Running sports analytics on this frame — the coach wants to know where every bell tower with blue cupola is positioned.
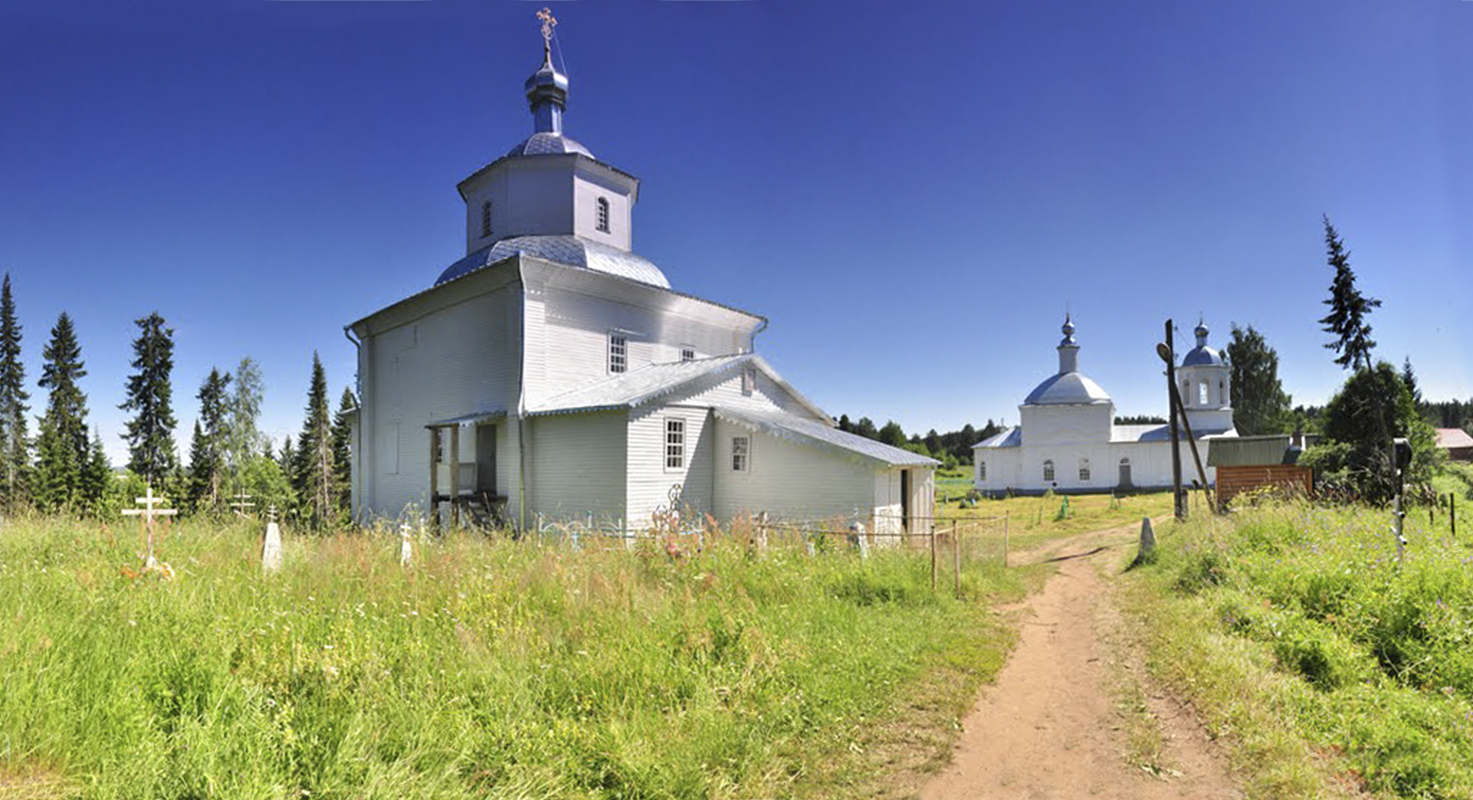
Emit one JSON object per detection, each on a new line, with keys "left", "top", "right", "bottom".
{"left": 446, "top": 10, "right": 651, "bottom": 285}
{"left": 1178, "top": 320, "right": 1234, "bottom": 434}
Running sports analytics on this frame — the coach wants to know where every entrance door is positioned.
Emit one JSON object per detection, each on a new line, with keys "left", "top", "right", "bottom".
{"left": 1118, "top": 458, "right": 1132, "bottom": 490}
{"left": 900, "top": 469, "right": 911, "bottom": 533}
{"left": 475, "top": 425, "right": 497, "bottom": 495}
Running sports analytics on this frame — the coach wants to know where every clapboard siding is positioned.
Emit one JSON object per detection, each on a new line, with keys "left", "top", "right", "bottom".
{"left": 527, "top": 283, "right": 759, "bottom": 405}
{"left": 626, "top": 405, "right": 713, "bottom": 527}
{"left": 527, "top": 411, "right": 627, "bottom": 522}
{"left": 362, "top": 286, "right": 519, "bottom": 519}
{"left": 712, "top": 418, "right": 874, "bottom": 522}
{"left": 1217, "top": 465, "right": 1312, "bottom": 506}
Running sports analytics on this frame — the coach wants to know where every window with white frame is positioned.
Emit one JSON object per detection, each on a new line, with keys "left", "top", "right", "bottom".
{"left": 978, "top": 460, "right": 987, "bottom": 481}
{"left": 741, "top": 367, "right": 756, "bottom": 396}
{"left": 480, "top": 201, "right": 493, "bottom": 238}
{"left": 1079, "top": 458, "right": 1091, "bottom": 481}
{"left": 732, "top": 436, "right": 749, "bottom": 472}
{"left": 665, "top": 418, "right": 685, "bottom": 469}
{"left": 596, "top": 197, "right": 610, "bottom": 233}
{"left": 681, "top": 346, "right": 696, "bottom": 362}
{"left": 1043, "top": 459, "right": 1055, "bottom": 482}
{"left": 608, "top": 334, "right": 627, "bottom": 373}
{"left": 1199, "top": 379, "right": 1210, "bottom": 405}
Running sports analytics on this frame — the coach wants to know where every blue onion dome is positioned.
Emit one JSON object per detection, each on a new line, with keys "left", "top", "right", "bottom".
{"left": 1183, "top": 319, "right": 1226, "bottom": 367}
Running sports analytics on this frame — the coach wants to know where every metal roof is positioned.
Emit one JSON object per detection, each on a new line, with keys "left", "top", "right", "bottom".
{"left": 527, "top": 353, "right": 831, "bottom": 424}
{"left": 434, "top": 235, "right": 671, "bottom": 289}
{"left": 505, "top": 132, "right": 594, "bottom": 159}
{"left": 1206, "top": 435, "right": 1302, "bottom": 467}
{"left": 1182, "top": 345, "right": 1225, "bottom": 367}
{"left": 426, "top": 409, "right": 507, "bottom": 428}
{"left": 715, "top": 407, "right": 939, "bottom": 468}
{"left": 1023, "top": 371, "right": 1112, "bottom": 406}
{"left": 973, "top": 426, "right": 1021, "bottom": 449}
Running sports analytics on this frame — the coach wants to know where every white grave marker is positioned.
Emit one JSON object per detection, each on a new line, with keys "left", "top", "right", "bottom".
{"left": 122, "top": 485, "right": 177, "bottom": 570}
{"left": 262, "top": 504, "right": 283, "bottom": 574}
{"left": 399, "top": 522, "right": 414, "bottom": 567}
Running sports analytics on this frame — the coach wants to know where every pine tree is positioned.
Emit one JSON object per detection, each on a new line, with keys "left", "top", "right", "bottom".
{"left": 188, "top": 368, "right": 232, "bottom": 512}
{"left": 277, "top": 436, "right": 294, "bottom": 480}
{"left": 120, "top": 312, "right": 179, "bottom": 485}
{"left": 294, "top": 353, "right": 335, "bottom": 528}
{"left": 0, "top": 274, "right": 30, "bottom": 512}
{"left": 1318, "top": 216, "right": 1381, "bottom": 372}
{"left": 34, "top": 313, "right": 90, "bottom": 513}
{"left": 1226, "top": 324, "right": 1293, "bottom": 435}
{"left": 330, "top": 388, "right": 357, "bottom": 513}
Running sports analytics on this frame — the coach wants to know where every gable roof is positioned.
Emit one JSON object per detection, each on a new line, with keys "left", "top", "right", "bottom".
{"left": 973, "top": 427, "right": 1021, "bottom": 449}
{"left": 1436, "top": 428, "right": 1473, "bottom": 450}
{"left": 526, "top": 353, "right": 831, "bottom": 423}
{"left": 714, "top": 407, "right": 939, "bottom": 468}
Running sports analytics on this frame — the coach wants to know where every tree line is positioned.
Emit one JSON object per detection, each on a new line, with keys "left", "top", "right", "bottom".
{"left": 834, "top": 415, "right": 1005, "bottom": 469}
{"left": 0, "top": 274, "right": 356, "bottom": 527}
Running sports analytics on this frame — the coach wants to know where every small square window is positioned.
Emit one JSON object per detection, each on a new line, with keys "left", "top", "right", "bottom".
{"left": 741, "top": 367, "right": 755, "bottom": 396}
{"left": 609, "top": 334, "right": 627, "bottom": 374}
{"left": 732, "top": 436, "right": 749, "bottom": 472}
{"left": 681, "top": 347, "right": 696, "bottom": 362}
{"left": 665, "top": 418, "right": 685, "bottom": 470}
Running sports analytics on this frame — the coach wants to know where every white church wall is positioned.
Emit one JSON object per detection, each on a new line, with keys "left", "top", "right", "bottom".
{"left": 710, "top": 418, "right": 875, "bottom": 524}
{"left": 361, "top": 285, "right": 520, "bottom": 519}
{"left": 461, "top": 160, "right": 575, "bottom": 254}
{"left": 626, "top": 404, "right": 714, "bottom": 528}
{"left": 526, "top": 410, "right": 627, "bottom": 523}
{"left": 572, "top": 172, "right": 632, "bottom": 251}
{"left": 1019, "top": 404, "right": 1114, "bottom": 446}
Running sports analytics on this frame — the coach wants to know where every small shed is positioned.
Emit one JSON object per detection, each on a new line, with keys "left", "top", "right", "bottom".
{"left": 1435, "top": 428, "right": 1473, "bottom": 462}
{"left": 1207, "top": 434, "right": 1315, "bottom": 508}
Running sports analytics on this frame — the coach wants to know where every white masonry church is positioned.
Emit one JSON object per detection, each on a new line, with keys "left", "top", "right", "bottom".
{"left": 345, "top": 25, "right": 936, "bottom": 532}
{"left": 972, "top": 317, "right": 1237, "bottom": 495}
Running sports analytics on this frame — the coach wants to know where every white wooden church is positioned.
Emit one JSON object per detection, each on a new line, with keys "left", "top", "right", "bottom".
{"left": 345, "top": 28, "right": 936, "bottom": 532}
{"left": 972, "top": 317, "right": 1237, "bottom": 495}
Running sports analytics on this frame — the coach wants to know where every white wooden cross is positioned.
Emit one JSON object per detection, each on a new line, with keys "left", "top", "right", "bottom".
{"left": 122, "top": 485, "right": 177, "bottom": 568}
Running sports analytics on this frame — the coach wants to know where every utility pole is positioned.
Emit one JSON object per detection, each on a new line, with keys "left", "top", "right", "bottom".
{"left": 1159, "top": 320, "right": 1185, "bottom": 521}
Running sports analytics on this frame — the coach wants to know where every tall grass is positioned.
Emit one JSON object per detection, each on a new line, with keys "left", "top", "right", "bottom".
{"left": 0, "top": 516, "right": 1026, "bottom": 799}
{"left": 1123, "top": 502, "right": 1473, "bottom": 799}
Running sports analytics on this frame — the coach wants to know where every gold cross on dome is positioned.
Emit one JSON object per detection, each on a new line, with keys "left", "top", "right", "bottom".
{"left": 537, "top": 8, "right": 558, "bottom": 46}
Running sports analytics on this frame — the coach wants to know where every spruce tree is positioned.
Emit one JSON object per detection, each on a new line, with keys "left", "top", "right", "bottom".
{"left": 1401, "top": 357, "right": 1422, "bottom": 407}
{"left": 80, "top": 429, "right": 113, "bottom": 516}
{"left": 0, "top": 274, "right": 30, "bottom": 511}
{"left": 1318, "top": 216, "right": 1381, "bottom": 372}
{"left": 35, "top": 313, "right": 90, "bottom": 512}
{"left": 120, "top": 312, "right": 179, "bottom": 485}
{"left": 188, "top": 368, "right": 232, "bottom": 512}
{"left": 294, "top": 353, "right": 335, "bottom": 528}
{"left": 277, "top": 435, "right": 294, "bottom": 477}
{"left": 330, "top": 388, "right": 357, "bottom": 513}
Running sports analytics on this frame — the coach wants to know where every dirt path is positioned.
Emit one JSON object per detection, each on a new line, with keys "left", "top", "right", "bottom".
{"left": 920, "top": 524, "right": 1241, "bottom": 800}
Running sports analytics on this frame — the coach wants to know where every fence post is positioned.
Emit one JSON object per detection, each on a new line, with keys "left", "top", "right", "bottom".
{"left": 930, "top": 524, "right": 938, "bottom": 592}
{"left": 952, "top": 521, "right": 961, "bottom": 598}
{"left": 1003, "top": 511, "right": 1010, "bottom": 568}
{"left": 1452, "top": 494, "right": 1457, "bottom": 541}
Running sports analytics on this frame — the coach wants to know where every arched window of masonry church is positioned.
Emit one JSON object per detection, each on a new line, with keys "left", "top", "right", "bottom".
{"left": 1043, "top": 459, "right": 1055, "bottom": 482}
{"left": 1220, "top": 379, "right": 1226, "bottom": 404}
{"left": 1199, "top": 380, "right": 1210, "bottom": 405}
{"left": 481, "top": 201, "right": 493, "bottom": 238}
{"left": 1078, "top": 458, "right": 1091, "bottom": 481}
{"left": 978, "top": 460, "right": 987, "bottom": 481}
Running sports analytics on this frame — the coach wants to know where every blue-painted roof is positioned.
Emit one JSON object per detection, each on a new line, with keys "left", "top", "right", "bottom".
{"left": 1023, "top": 371, "right": 1111, "bottom": 405}
{"left": 1182, "top": 345, "right": 1225, "bottom": 367}
{"left": 434, "top": 235, "right": 670, "bottom": 289}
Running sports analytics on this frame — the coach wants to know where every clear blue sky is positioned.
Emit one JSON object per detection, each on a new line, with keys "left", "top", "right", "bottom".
{"left": 1, "top": 0, "right": 1469, "bottom": 465}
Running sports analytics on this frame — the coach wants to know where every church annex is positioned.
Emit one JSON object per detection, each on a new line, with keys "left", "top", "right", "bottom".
{"left": 346, "top": 25, "right": 936, "bottom": 532}
{"left": 972, "top": 317, "right": 1237, "bottom": 495}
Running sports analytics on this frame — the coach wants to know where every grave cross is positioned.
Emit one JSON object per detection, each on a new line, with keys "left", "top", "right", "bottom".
{"left": 122, "top": 485, "right": 178, "bottom": 567}
{"left": 228, "top": 491, "right": 255, "bottom": 518}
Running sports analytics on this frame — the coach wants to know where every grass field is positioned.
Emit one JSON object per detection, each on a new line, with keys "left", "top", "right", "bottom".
{"left": 1120, "top": 500, "right": 1473, "bottom": 799}
{"left": 0, "top": 515, "right": 1051, "bottom": 800}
